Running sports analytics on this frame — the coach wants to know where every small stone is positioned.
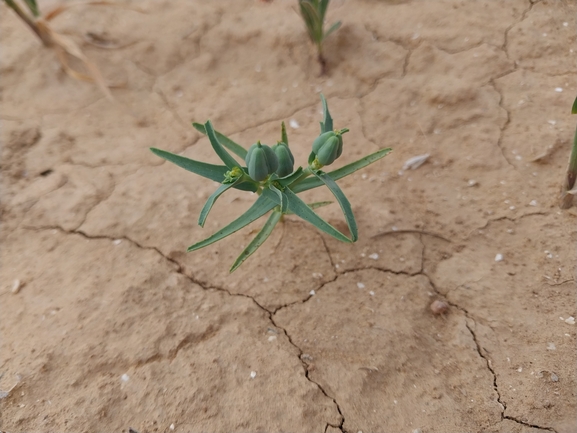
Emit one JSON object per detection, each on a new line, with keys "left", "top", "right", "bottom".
{"left": 495, "top": 253, "right": 504, "bottom": 262}
{"left": 250, "top": 371, "right": 257, "bottom": 379}
{"left": 529, "top": 200, "right": 537, "bottom": 206}
{"left": 169, "top": 424, "right": 175, "bottom": 430}
{"left": 547, "top": 342, "right": 556, "bottom": 351}
{"left": 555, "top": 87, "right": 563, "bottom": 92}
{"left": 564, "top": 316, "right": 575, "bottom": 325}
{"left": 357, "top": 282, "right": 365, "bottom": 289}
{"left": 550, "top": 373, "right": 559, "bottom": 382}
{"left": 289, "top": 119, "right": 299, "bottom": 129}
{"left": 11, "top": 279, "right": 22, "bottom": 294}
{"left": 121, "top": 374, "right": 129, "bottom": 382}
{"left": 369, "top": 291, "right": 375, "bottom": 296}
{"left": 368, "top": 253, "right": 379, "bottom": 260}
{"left": 430, "top": 300, "right": 449, "bottom": 315}
{"left": 309, "top": 290, "right": 315, "bottom": 296}
{"left": 113, "top": 239, "right": 122, "bottom": 245}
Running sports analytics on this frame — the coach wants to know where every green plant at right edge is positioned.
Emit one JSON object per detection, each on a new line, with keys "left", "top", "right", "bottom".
{"left": 298, "top": 0, "right": 341, "bottom": 75}
{"left": 560, "top": 96, "right": 577, "bottom": 209}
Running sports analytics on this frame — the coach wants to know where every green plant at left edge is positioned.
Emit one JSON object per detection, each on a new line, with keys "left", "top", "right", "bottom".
{"left": 151, "top": 94, "right": 391, "bottom": 272}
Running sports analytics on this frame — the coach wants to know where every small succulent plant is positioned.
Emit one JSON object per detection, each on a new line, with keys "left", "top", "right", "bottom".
{"left": 151, "top": 94, "right": 391, "bottom": 272}
{"left": 298, "top": 0, "right": 341, "bottom": 74}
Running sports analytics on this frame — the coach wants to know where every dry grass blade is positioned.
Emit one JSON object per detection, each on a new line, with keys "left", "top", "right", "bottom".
{"left": 36, "top": 18, "right": 113, "bottom": 100}
{"left": 43, "top": 0, "right": 145, "bottom": 21}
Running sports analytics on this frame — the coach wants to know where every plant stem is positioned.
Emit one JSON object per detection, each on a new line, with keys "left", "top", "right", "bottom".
{"left": 3, "top": 0, "right": 48, "bottom": 45}
{"left": 317, "top": 52, "right": 327, "bottom": 75}
{"left": 560, "top": 124, "right": 577, "bottom": 209}
{"left": 289, "top": 166, "right": 314, "bottom": 188}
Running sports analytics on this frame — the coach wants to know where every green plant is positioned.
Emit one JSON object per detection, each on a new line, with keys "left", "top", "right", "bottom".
{"left": 560, "top": 95, "right": 577, "bottom": 209}
{"left": 150, "top": 94, "right": 391, "bottom": 272}
{"left": 298, "top": 0, "right": 341, "bottom": 75}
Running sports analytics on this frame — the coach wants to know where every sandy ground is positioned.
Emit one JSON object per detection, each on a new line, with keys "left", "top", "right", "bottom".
{"left": 1, "top": 0, "right": 576, "bottom": 432}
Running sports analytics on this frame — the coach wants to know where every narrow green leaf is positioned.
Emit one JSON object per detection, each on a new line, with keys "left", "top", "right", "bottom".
{"left": 204, "top": 120, "right": 242, "bottom": 169}
{"left": 269, "top": 184, "right": 288, "bottom": 214}
{"left": 292, "top": 147, "right": 392, "bottom": 193}
{"left": 572, "top": 96, "right": 577, "bottom": 115}
{"left": 285, "top": 201, "right": 333, "bottom": 215}
{"left": 198, "top": 178, "right": 242, "bottom": 228}
{"left": 188, "top": 194, "right": 277, "bottom": 252}
{"left": 277, "top": 166, "right": 303, "bottom": 187}
{"left": 281, "top": 121, "right": 288, "bottom": 145}
{"left": 312, "top": 170, "right": 357, "bottom": 241}
{"left": 324, "top": 21, "right": 341, "bottom": 40}
{"left": 283, "top": 188, "right": 351, "bottom": 242}
{"left": 230, "top": 210, "right": 283, "bottom": 272}
{"left": 150, "top": 148, "right": 258, "bottom": 192}
{"left": 319, "top": 0, "right": 329, "bottom": 22}
{"left": 192, "top": 122, "right": 248, "bottom": 159}
{"left": 320, "top": 93, "right": 333, "bottom": 133}
{"left": 23, "top": 0, "right": 39, "bottom": 16}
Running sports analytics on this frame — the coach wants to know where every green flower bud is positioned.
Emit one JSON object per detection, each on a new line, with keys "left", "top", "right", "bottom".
{"left": 312, "top": 131, "right": 336, "bottom": 154}
{"left": 272, "top": 142, "right": 294, "bottom": 177}
{"left": 316, "top": 135, "right": 341, "bottom": 166}
{"left": 245, "top": 141, "right": 279, "bottom": 181}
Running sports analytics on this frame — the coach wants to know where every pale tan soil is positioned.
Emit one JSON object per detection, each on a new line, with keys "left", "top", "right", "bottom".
{"left": 1, "top": 0, "right": 576, "bottom": 432}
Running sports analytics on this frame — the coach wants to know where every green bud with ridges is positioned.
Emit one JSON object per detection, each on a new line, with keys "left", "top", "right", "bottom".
{"left": 272, "top": 141, "right": 294, "bottom": 177}
{"left": 245, "top": 141, "right": 279, "bottom": 181}
{"left": 311, "top": 128, "right": 348, "bottom": 166}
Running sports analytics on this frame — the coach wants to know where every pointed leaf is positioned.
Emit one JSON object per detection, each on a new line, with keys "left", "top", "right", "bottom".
{"left": 269, "top": 184, "right": 288, "bottom": 214}
{"left": 192, "top": 122, "right": 247, "bottom": 159}
{"left": 230, "top": 210, "right": 283, "bottom": 272}
{"left": 283, "top": 188, "right": 351, "bottom": 242}
{"left": 150, "top": 148, "right": 258, "bottom": 192}
{"left": 285, "top": 201, "right": 332, "bottom": 215}
{"left": 312, "top": 170, "right": 357, "bottom": 241}
{"left": 292, "top": 147, "right": 392, "bottom": 193}
{"left": 572, "top": 96, "right": 577, "bottom": 115}
{"left": 324, "top": 21, "right": 341, "bottom": 40}
{"left": 198, "top": 177, "right": 242, "bottom": 227}
{"left": 281, "top": 121, "right": 289, "bottom": 145}
{"left": 204, "top": 120, "right": 242, "bottom": 169}
{"left": 320, "top": 93, "right": 333, "bottom": 133}
{"left": 319, "top": 0, "right": 329, "bottom": 21}
{"left": 188, "top": 194, "right": 277, "bottom": 252}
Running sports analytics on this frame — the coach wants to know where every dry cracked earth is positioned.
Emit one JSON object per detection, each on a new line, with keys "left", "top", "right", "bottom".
{"left": 1, "top": 0, "right": 576, "bottom": 432}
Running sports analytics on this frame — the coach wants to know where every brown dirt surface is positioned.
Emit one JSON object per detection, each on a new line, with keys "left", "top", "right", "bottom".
{"left": 1, "top": 0, "right": 576, "bottom": 432}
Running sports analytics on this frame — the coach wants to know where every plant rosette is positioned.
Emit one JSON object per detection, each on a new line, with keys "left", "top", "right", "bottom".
{"left": 151, "top": 94, "right": 391, "bottom": 272}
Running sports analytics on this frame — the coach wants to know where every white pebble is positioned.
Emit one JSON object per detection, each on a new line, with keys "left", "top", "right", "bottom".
{"left": 529, "top": 200, "right": 537, "bottom": 206}
{"left": 509, "top": 206, "right": 516, "bottom": 210}
{"left": 517, "top": 367, "right": 523, "bottom": 372}
{"left": 121, "top": 374, "right": 129, "bottom": 382}
{"left": 369, "top": 291, "right": 375, "bottom": 296}
{"left": 289, "top": 119, "right": 299, "bottom": 129}
{"left": 11, "top": 279, "right": 22, "bottom": 294}
{"left": 495, "top": 253, "right": 504, "bottom": 262}
{"left": 563, "top": 22, "right": 568, "bottom": 27}
{"left": 547, "top": 120, "right": 557, "bottom": 125}
{"left": 357, "top": 282, "right": 365, "bottom": 289}
{"left": 467, "top": 179, "right": 477, "bottom": 186}
{"left": 268, "top": 335, "right": 277, "bottom": 342}
{"left": 547, "top": 342, "right": 556, "bottom": 350}
{"left": 250, "top": 371, "right": 257, "bottom": 379}
{"left": 565, "top": 316, "right": 575, "bottom": 325}
{"left": 113, "top": 239, "right": 122, "bottom": 245}
{"left": 402, "top": 154, "right": 430, "bottom": 170}
{"left": 555, "top": 87, "right": 563, "bottom": 92}
{"left": 309, "top": 290, "right": 315, "bottom": 296}
{"left": 170, "top": 424, "right": 175, "bottom": 430}
{"left": 368, "top": 253, "right": 379, "bottom": 260}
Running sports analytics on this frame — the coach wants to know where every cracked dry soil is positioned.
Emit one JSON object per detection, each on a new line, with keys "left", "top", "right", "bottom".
{"left": 1, "top": 0, "right": 576, "bottom": 432}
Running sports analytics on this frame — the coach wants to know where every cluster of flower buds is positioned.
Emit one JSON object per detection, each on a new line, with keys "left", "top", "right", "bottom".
{"left": 245, "top": 141, "right": 295, "bottom": 182}
{"left": 311, "top": 128, "right": 349, "bottom": 167}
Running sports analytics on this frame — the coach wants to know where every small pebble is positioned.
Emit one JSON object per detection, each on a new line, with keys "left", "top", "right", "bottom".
{"left": 529, "top": 200, "right": 537, "bottom": 206}
{"left": 309, "top": 290, "right": 315, "bottom": 296}
{"left": 357, "top": 282, "right": 365, "bottom": 289}
{"left": 430, "top": 299, "right": 449, "bottom": 315}
{"left": 289, "top": 119, "right": 299, "bottom": 129}
{"left": 169, "top": 424, "right": 175, "bottom": 431}
{"left": 113, "top": 239, "right": 122, "bottom": 245}
{"left": 369, "top": 291, "right": 375, "bottom": 296}
{"left": 368, "top": 253, "right": 379, "bottom": 260}
{"left": 250, "top": 371, "right": 257, "bottom": 379}
{"left": 467, "top": 179, "right": 477, "bottom": 187}
{"left": 550, "top": 373, "right": 559, "bottom": 382}
{"left": 547, "top": 342, "right": 556, "bottom": 351}
{"left": 121, "top": 374, "right": 129, "bottom": 382}
{"left": 555, "top": 87, "right": 563, "bottom": 92}
{"left": 495, "top": 253, "right": 504, "bottom": 262}
{"left": 11, "top": 279, "right": 22, "bottom": 294}
{"left": 565, "top": 316, "right": 575, "bottom": 325}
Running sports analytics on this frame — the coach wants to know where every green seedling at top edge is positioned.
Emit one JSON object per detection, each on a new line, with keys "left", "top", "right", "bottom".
{"left": 298, "top": 0, "right": 341, "bottom": 75}
{"left": 151, "top": 94, "right": 392, "bottom": 272}
{"left": 560, "top": 95, "right": 577, "bottom": 209}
